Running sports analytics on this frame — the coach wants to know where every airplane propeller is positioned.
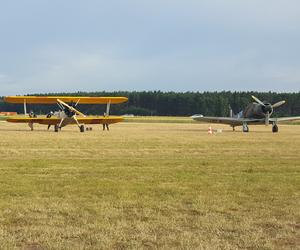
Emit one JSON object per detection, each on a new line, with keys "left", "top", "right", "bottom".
{"left": 57, "top": 99, "right": 86, "bottom": 117}
{"left": 251, "top": 95, "right": 286, "bottom": 126}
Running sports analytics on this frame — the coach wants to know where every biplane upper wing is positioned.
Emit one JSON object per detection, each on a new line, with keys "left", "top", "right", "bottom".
{"left": 6, "top": 116, "right": 124, "bottom": 125}
{"left": 4, "top": 96, "right": 128, "bottom": 104}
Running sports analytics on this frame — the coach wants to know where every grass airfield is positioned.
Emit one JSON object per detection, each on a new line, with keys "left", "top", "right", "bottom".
{"left": 0, "top": 118, "right": 299, "bottom": 249}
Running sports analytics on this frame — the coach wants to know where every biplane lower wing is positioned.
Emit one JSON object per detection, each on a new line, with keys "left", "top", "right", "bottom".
{"left": 6, "top": 116, "right": 124, "bottom": 125}
{"left": 78, "top": 116, "right": 124, "bottom": 124}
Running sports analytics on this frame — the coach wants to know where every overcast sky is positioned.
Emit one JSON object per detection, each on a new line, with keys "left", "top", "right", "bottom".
{"left": 1, "top": 0, "right": 300, "bottom": 95}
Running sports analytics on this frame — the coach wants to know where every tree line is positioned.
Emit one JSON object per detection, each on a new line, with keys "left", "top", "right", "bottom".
{"left": 1, "top": 91, "right": 300, "bottom": 117}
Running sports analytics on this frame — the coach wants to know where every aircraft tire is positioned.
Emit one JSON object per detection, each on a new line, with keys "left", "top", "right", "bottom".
{"left": 80, "top": 125, "right": 85, "bottom": 132}
{"left": 272, "top": 124, "right": 278, "bottom": 133}
{"left": 243, "top": 124, "right": 249, "bottom": 133}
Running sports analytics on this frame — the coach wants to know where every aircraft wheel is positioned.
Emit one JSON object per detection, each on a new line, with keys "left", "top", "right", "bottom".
{"left": 80, "top": 125, "right": 85, "bottom": 132}
{"left": 243, "top": 124, "right": 249, "bottom": 133}
{"left": 272, "top": 124, "right": 278, "bottom": 133}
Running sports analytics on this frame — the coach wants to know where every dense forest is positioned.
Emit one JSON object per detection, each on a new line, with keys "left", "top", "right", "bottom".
{"left": 1, "top": 91, "right": 300, "bottom": 117}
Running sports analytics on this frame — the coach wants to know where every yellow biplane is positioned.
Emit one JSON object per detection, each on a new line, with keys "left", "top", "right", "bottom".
{"left": 4, "top": 96, "right": 128, "bottom": 132}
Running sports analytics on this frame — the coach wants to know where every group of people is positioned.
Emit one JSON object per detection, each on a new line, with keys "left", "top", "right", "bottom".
{"left": 28, "top": 111, "right": 37, "bottom": 118}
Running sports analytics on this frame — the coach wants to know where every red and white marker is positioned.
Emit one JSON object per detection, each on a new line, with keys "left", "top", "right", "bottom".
{"left": 208, "top": 126, "right": 213, "bottom": 135}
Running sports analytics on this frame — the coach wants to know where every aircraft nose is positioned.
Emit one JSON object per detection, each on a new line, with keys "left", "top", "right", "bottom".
{"left": 263, "top": 104, "right": 273, "bottom": 113}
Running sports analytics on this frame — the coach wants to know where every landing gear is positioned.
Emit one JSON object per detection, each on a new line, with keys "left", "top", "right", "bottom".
{"left": 28, "top": 123, "right": 34, "bottom": 131}
{"left": 272, "top": 123, "right": 278, "bottom": 133}
{"left": 242, "top": 123, "right": 249, "bottom": 133}
{"left": 103, "top": 124, "right": 109, "bottom": 131}
{"left": 80, "top": 125, "right": 85, "bottom": 132}
{"left": 54, "top": 124, "right": 59, "bottom": 132}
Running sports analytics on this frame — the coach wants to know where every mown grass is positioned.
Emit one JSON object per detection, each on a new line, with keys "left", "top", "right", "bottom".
{"left": 0, "top": 120, "right": 299, "bottom": 249}
{"left": 124, "top": 116, "right": 196, "bottom": 123}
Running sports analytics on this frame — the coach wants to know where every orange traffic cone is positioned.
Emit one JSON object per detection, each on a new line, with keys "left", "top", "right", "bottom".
{"left": 208, "top": 126, "right": 213, "bottom": 135}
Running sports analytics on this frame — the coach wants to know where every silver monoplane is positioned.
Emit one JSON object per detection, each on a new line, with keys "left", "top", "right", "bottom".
{"left": 192, "top": 95, "right": 300, "bottom": 132}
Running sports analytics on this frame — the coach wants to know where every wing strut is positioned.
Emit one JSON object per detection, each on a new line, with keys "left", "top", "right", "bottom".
{"left": 106, "top": 100, "right": 111, "bottom": 116}
{"left": 57, "top": 99, "right": 86, "bottom": 117}
{"left": 58, "top": 118, "right": 65, "bottom": 128}
{"left": 24, "top": 99, "right": 27, "bottom": 115}
{"left": 75, "top": 99, "right": 80, "bottom": 106}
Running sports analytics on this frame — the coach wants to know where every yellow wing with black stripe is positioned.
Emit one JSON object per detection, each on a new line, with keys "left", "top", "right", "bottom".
{"left": 4, "top": 96, "right": 128, "bottom": 104}
{"left": 6, "top": 116, "right": 124, "bottom": 125}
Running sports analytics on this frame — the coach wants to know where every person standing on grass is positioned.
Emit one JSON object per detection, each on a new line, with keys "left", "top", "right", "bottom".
{"left": 103, "top": 112, "right": 109, "bottom": 131}
{"left": 46, "top": 111, "right": 54, "bottom": 130}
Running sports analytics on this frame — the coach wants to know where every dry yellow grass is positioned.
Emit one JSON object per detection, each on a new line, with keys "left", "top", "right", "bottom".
{"left": 0, "top": 120, "right": 299, "bottom": 249}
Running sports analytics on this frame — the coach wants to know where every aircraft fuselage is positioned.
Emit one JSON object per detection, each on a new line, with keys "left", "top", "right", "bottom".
{"left": 243, "top": 103, "right": 273, "bottom": 119}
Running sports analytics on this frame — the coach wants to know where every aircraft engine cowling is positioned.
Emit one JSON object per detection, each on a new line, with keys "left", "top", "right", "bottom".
{"left": 261, "top": 103, "right": 273, "bottom": 115}
{"left": 64, "top": 107, "right": 76, "bottom": 117}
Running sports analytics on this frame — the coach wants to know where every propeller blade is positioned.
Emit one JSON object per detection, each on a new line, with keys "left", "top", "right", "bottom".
{"left": 251, "top": 95, "right": 265, "bottom": 106}
{"left": 75, "top": 99, "right": 80, "bottom": 107}
{"left": 57, "top": 99, "right": 86, "bottom": 117}
{"left": 272, "top": 100, "right": 286, "bottom": 108}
